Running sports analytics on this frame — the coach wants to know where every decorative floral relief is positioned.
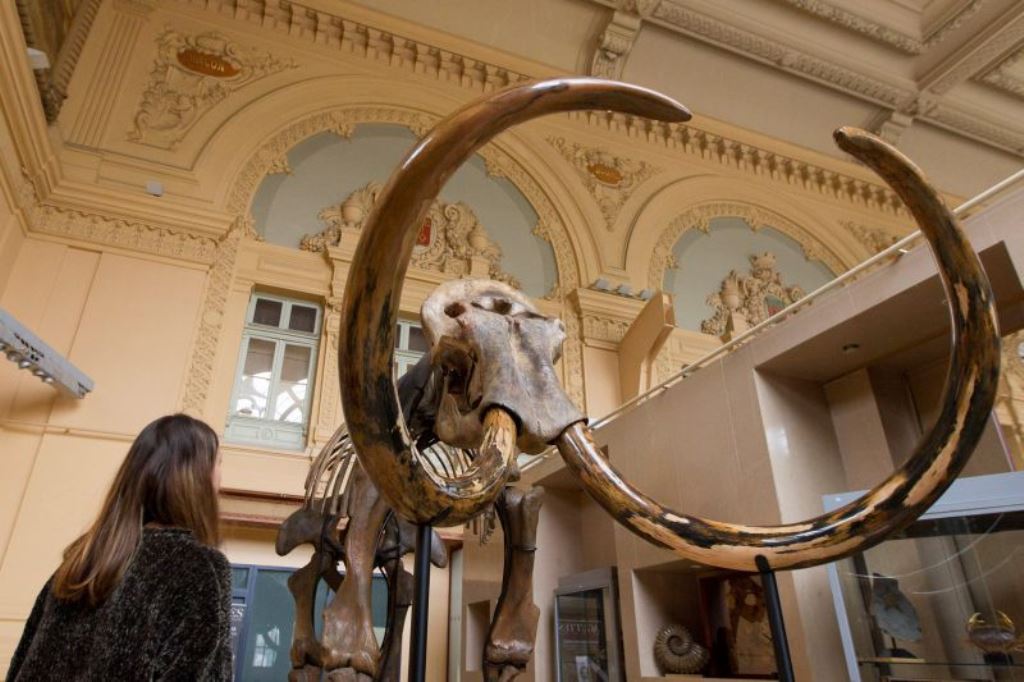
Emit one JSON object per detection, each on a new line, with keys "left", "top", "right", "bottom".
{"left": 841, "top": 220, "right": 900, "bottom": 254}
{"left": 300, "top": 182, "right": 520, "bottom": 289}
{"left": 701, "top": 252, "right": 805, "bottom": 336}
{"left": 548, "top": 137, "right": 659, "bottom": 230}
{"left": 129, "top": 28, "right": 296, "bottom": 149}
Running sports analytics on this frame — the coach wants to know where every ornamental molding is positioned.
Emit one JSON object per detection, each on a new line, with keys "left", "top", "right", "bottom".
{"left": 14, "top": 175, "right": 221, "bottom": 263}
{"left": 778, "top": 0, "right": 986, "bottom": 55}
{"left": 700, "top": 252, "right": 805, "bottom": 336}
{"left": 649, "top": 201, "right": 846, "bottom": 289}
{"left": 978, "top": 46, "right": 1024, "bottom": 99}
{"left": 589, "top": 9, "right": 643, "bottom": 79}
{"left": 548, "top": 137, "right": 660, "bottom": 231}
{"left": 841, "top": 220, "right": 900, "bottom": 254}
{"left": 928, "top": 12, "right": 1024, "bottom": 96}
{"left": 649, "top": 1, "right": 908, "bottom": 106}
{"left": 179, "top": 214, "right": 261, "bottom": 415}
{"left": 301, "top": 181, "right": 521, "bottom": 289}
{"left": 16, "top": 0, "right": 104, "bottom": 122}
{"left": 565, "top": 111, "right": 911, "bottom": 214}
{"left": 570, "top": 287, "right": 645, "bottom": 348}
{"left": 164, "top": 0, "right": 530, "bottom": 93}
{"left": 128, "top": 28, "right": 297, "bottom": 149}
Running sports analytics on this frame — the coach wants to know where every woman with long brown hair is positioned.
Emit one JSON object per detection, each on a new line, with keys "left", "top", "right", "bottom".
{"left": 7, "top": 414, "right": 232, "bottom": 681}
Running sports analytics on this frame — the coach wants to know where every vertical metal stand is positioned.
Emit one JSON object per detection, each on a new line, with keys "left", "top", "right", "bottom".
{"left": 755, "top": 556, "right": 795, "bottom": 682}
{"left": 409, "top": 523, "right": 433, "bottom": 682}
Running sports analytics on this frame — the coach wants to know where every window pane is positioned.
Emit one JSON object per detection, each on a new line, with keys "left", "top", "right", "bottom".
{"left": 231, "top": 567, "right": 250, "bottom": 591}
{"left": 235, "top": 338, "right": 275, "bottom": 419}
{"left": 253, "top": 298, "right": 283, "bottom": 327}
{"left": 288, "top": 305, "right": 317, "bottom": 333}
{"left": 239, "top": 569, "right": 293, "bottom": 681}
{"left": 407, "top": 325, "right": 428, "bottom": 353}
{"left": 274, "top": 344, "right": 312, "bottom": 423}
{"left": 395, "top": 323, "right": 404, "bottom": 349}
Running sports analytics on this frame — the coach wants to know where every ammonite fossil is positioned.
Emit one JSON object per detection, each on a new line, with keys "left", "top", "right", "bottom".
{"left": 654, "top": 624, "right": 709, "bottom": 674}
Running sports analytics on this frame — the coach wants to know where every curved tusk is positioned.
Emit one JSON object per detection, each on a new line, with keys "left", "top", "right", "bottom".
{"left": 338, "top": 78, "right": 693, "bottom": 526}
{"left": 556, "top": 127, "right": 1001, "bottom": 571}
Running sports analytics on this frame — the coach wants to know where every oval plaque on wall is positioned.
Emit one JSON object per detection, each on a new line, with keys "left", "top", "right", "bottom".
{"left": 177, "top": 49, "right": 240, "bottom": 77}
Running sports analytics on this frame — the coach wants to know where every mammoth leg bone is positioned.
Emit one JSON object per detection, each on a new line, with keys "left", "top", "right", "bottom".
{"left": 484, "top": 486, "right": 544, "bottom": 682}
{"left": 555, "top": 127, "right": 1000, "bottom": 571}
{"left": 321, "top": 467, "right": 389, "bottom": 681}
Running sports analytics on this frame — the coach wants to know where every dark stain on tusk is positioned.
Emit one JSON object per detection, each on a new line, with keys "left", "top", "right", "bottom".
{"left": 556, "top": 126, "right": 1000, "bottom": 571}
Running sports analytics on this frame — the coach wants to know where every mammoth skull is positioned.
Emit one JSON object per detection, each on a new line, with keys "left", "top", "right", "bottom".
{"left": 421, "top": 279, "right": 583, "bottom": 455}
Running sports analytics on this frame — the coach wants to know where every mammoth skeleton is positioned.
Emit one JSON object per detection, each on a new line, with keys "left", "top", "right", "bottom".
{"left": 280, "top": 78, "right": 1000, "bottom": 681}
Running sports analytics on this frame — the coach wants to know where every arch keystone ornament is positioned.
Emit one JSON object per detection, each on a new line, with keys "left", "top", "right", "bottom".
{"left": 336, "top": 78, "right": 999, "bottom": 679}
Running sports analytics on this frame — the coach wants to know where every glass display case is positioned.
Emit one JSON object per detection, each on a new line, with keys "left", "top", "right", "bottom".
{"left": 826, "top": 471, "right": 1024, "bottom": 682}
{"left": 554, "top": 567, "right": 625, "bottom": 682}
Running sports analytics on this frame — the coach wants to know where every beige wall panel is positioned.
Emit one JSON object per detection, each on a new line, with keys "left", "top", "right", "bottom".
{"left": 0, "top": 186, "right": 23, "bottom": 300}
{"left": 824, "top": 369, "right": 896, "bottom": 489}
{"left": 582, "top": 346, "right": 621, "bottom": 419}
{"left": 49, "top": 253, "right": 205, "bottom": 435}
{"left": 0, "top": 433, "right": 126, "bottom": 619}
{"left": 0, "top": 240, "right": 99, "bottom": 421}
{"left": 222, "top": 525, "right": 311, "bottom": 568}
{"left": 220, "top": 450, "right": 309, "bottom": 497}
{"left": 0, "top": 430, "right": 43, "bottom": 565}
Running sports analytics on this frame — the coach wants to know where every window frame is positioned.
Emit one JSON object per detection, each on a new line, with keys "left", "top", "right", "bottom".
{"left": 226, "top": 292, "right": 322, "bottom": 451}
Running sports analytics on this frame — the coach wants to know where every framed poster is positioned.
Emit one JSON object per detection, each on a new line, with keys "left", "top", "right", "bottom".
{"left": 554, "top": 567, "right": 624, "bottom": 682}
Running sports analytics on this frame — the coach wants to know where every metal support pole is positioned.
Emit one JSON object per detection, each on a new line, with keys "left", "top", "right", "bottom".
{"left": 756, "top": 556, "right": 795, "bottom": 682}
{"left": 409, "top": 523, "right": 433, "bottom": 682}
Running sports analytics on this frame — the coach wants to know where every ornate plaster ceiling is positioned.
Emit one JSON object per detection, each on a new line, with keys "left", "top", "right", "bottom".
{"left": 587, "top": 0, "right": 1024, "bottom": 154}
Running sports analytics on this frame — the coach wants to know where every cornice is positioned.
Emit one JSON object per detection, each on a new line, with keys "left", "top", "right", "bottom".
{"left": 978, "top": 46, "right": 1024, "bottom": 100}
{"left": 15, "top": 175, "right": 222, "bottom": 264}
{"left": 777, "top": 0, "right": 986, "bottom": 55}
{"left": 648, "top": 0, "right": 910, "bottom": 107}
{"left": 166, "top": 0, "right": 534, "bottom": 94}
{"left": 777, "top": 0, "right": 923, "bottom": 54}
{"left": 569, "top": 287, "right": 646, "bottom": 348}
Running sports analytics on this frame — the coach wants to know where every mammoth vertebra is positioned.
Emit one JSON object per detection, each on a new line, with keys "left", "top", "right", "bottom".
{"left": 339, "top": 76, "right": 1000, "bottom": 576}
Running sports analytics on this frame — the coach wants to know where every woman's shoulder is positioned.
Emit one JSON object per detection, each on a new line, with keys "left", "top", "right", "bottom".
{"left": 138, "top": 527, "right": 230, "bottom": 592}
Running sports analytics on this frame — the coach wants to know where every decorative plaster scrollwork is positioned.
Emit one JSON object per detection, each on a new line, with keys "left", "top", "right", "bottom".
{"left": 589, "top": 10, "right": 642, "bottom": 79}
{"left": 581, "top": 315, "right": 631, "bottom": 344}
{"left": 841, "top": 220, "right": 900, "bottom": 254}
{"left": 129, "top": 28, "right": 296, "bottom": 149}
{"left": 180, "top": 214, "right": 262, "bottom": 415}
{"left": 701, "top": 252, "right": 804, "bottom": 336}
{"left": 549, "top": 137, "right": 660, "bottom": 230}
{"left": 301, "top": 182, "right": 521, "bottom": 289}
{"left": 649, "top": 202, "right": 847, "bottom": 289}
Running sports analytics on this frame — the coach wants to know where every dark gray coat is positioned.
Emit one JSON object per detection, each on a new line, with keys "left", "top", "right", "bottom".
{"left": 7, "top": 527, "right": 232, "bottom": 681}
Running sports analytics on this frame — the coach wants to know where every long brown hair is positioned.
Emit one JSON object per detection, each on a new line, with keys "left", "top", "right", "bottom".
{"left": 53, "top": 414, "right": 221, "bottom": 605}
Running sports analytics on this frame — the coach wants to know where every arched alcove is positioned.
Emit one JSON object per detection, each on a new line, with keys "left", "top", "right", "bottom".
{"left": 247, "top": 122, "right": 560, "bottom": 298}
{"left": 664, "top": 216, "right": 836, "bottom": 332}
